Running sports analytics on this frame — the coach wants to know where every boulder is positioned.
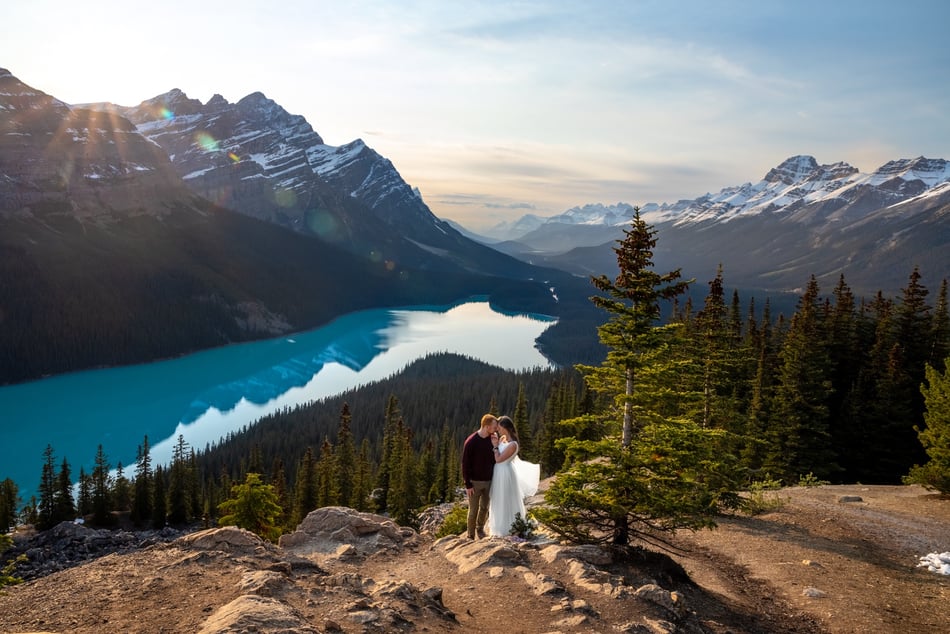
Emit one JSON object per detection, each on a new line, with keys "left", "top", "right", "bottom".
{"left": 198, "top": 595, "right": 318, "bottom": 634}
{"left": 279, "top": 507, "right": 416, "bottom": 557}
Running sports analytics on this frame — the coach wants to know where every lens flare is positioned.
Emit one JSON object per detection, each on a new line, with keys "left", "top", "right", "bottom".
{"left": 160, "top": 107, "right": 174, "bottom": 120}
{"left": 306, "top": 209, "right": 341, "bottom": 240}
{"left": 275, "top": 187, "right": 297, "bottom": 208}
{"left": 228, "top": 152, "right": 241, "bottom": 163}
{"left": 194, "top": 132, "right": 219, "bottom": 153}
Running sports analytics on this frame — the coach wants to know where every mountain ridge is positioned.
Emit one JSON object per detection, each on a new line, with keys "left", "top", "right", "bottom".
{"left": 0, "top": 69, "right": 579, "bottom": 385}
{"left": 485, "top": 154, "right": 950, "bottom": 295}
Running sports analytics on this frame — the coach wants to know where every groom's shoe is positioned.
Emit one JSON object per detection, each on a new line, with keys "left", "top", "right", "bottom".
{"left": 476, "top": 529, "right": 486, "bottom": 539}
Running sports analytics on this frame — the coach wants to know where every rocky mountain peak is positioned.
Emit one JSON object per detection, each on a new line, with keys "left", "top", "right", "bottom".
{"left": 0, "top": 69, "right": 70, "bottom": 116}
{"left": 205, "top": 93, "right": 230, "bottom": 109}
{"left": 874, "top": 156, "right": 950, "bottom": 184}
{"left": 763, "top": 155, "right": 820, "bottom": 184}
{"left": 132, "top": 88, "right": 204, "bottom": 120}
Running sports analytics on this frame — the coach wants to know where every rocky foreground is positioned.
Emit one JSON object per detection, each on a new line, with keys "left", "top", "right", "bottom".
{"left": 0, "top": 506, "right": 782, "bottom": 634}
{"left": 2, "top": 486, "right": 948, "bottom": 633}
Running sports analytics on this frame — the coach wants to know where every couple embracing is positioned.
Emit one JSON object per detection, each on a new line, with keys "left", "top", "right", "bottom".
{"left": 461, "top": 413, "right": 540, "bottom": 539}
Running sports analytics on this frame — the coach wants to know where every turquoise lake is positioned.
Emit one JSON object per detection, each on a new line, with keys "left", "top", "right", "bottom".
{"left": 1, "top": 300, "right": 556, "bottom": 499}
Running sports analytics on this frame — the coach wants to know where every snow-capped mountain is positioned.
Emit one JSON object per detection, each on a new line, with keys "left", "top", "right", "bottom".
{"left": 0, "top": 69, "right": 580, "bottom": 384}
{"left": 92, "top": 89, "right": 536, "bottom": 279}
{"left": 0, "top": 69, "right": 191, "bottom": 218}
{"left": 493, "top": 155, "right": 950, "bottom": 295}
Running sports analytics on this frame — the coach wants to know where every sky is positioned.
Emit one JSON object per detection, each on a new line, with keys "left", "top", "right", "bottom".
{"left": 4, "top": 0, "right": 949, "bottom": 231}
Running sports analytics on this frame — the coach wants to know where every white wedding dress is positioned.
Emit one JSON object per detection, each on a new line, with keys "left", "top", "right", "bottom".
{"left": 488, "top": 440, "right": 541, "bottom": 537}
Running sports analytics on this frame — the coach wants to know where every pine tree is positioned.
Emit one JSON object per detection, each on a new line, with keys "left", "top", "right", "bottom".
{"left": 334, "top": 403, "right": 357, "bottom": 507}
{"left": 512, "top": 383, "right": 534, "bottom": 460}
{"left": 690, "top": 265, "right": 748, "bottom": 432}
{"left": 291, "top": 446, "right": 318, "bottom": 526}
{"left": 36, "top": 445, "right": 57, "bottom": 530}
{"left": 112, "top": 462, "right": 131, "bottom": 513}
{"left": 418, "top": 438, "right": 438, "bottom": 504}
{"left": 742, "top": 299, "right": 776, "bottom": 475}
{"left": 315, "top": 437, "right": 338, "bottom": 507}
{"left": 375, "top": 395, "right": 403, "bottom": 512}
{"left": 76, "top": 467, "right": 92, "bottom": 517}
{"left": 764, "top": 276, "right": 837, "bottom": 483}
{"left": 90, "top": 444, "right": 114, "bottom": 526}
{"left": 131, "top": 436, "right": 153, "bottom": 527}
{"left": 152, "top": 464, "right": 167, "bottom": 529}
{"left": 905, "top": 357, "right": 950, "bottom": 493}
{"left": 387, "top": 421, "right": 418, "bottom": 526}
{"left": 583, "top": 208, "right": 692, "bottom": 447}
{"left": 352, "top": 439, "right": 374, "bottom": 511}
{"left": 269, "top": 456, "right": 290, "bottom": 529}
{"left": 928, "top": 279, "right": 949, "bottom": 372}
{"left": 167, "top": 435, "right": 192, "bottom": 525}
{"left": 536, "top": 209, "right": 741, "bottom": 546}
{"left": 433, "top": 424, "right": 457, "bottom": 503}
{"left": 0, "top": 478, "right": 20, "bottom": 533}
{"left": 217, "top": 473, "right": 284, "bottom": 542}
{"left": 53, "top": 457, "right": 76, "bottom": 524}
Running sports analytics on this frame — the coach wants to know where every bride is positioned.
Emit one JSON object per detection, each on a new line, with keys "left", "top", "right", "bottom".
{"left": 488, "top": 416, "right": 541, "bottom": 537}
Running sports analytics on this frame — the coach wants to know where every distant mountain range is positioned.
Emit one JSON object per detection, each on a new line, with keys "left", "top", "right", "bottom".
{"left": 484, "top": 155, "right": 950, "bottom": 295}
{"left": 3, "top": 64, "right": 947, "bottom": 383}
{"left": 0, "top": 69, "right": 592, "bottom": 384}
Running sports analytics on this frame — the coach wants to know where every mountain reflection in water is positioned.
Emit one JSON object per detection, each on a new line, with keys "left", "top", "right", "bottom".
{"left": 1, "top": 301, "right": 556, "bottom": 498}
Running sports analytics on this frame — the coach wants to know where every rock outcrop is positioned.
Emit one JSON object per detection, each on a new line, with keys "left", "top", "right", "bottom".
{"left": 1, "top": 508, "right": 709, "bottom": 633}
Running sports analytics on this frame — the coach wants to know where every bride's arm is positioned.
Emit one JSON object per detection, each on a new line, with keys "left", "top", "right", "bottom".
{"left": 494, "top": 441, "right": 517, "bottom": 462}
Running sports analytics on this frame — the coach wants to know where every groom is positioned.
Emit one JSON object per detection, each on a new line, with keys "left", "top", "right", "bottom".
{"left": 461, "top": 413, "right": 498, "bottom": 539}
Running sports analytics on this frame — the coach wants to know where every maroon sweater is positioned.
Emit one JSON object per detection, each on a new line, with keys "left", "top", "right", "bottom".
{"left": 461, "top": 431, "right": 495, "bottom": 487}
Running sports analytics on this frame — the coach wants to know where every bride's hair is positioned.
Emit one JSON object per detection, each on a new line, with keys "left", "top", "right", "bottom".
{"left": 497, "top": 416, "right": 518, "bottom": 442}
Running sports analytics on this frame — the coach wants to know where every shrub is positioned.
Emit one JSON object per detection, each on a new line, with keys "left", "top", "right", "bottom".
{"left": 509, "top": 512, "right": 536, "bottom": 540}
{"left": 435, "top": 503, "right": 468, "bottom": 538}
{"left": 0, "top": 534, "right": 24, "bottom": 591}
{"left": 740, "top": 476, "right": 787, "bottom": 516}
{"left": 797, "top": 472, "right": 829, "bottom": 487}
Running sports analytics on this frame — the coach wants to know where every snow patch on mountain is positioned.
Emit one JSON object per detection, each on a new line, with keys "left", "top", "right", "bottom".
{"left": 504, "top": 155, "right": 950, "bottom": 235}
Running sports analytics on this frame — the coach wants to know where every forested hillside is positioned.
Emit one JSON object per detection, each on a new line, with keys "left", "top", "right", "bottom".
{"left": 4, "top": 243, "right": 948, "bottom": 541}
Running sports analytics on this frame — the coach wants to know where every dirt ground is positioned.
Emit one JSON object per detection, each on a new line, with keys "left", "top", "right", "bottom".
{"left": 665, "top": 484, "right": 950, "bottom": 633}
{"left": 0, "top": 484, "right": 947, "bottom": 633}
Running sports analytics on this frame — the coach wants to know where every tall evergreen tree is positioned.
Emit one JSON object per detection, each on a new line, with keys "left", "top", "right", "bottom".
{"left": 131, "top": 436, "right": 153, "bottom": 527}
{"left": 375, "top": 395, "right": 403, "bottom": 512}
{"left": 387, "top": 421, "right": 418, "bottom": 526}
{"left": 742, "top": 298, "right": 776, "bottom": 475}
{"left": 76, "top": 467, "right": 92, "bottom": 517}
{"left": 0, "top": 478, "right": 20, "bottom": 533}
{"left": 315, "top": 437, "right": 338, "bottom": 507}
{"left": 291, "top": 446, "right": 318, "bottom": 526}
{"left": 583, "top": 208, "right": 692, "bottom": 447}
{"left": 536, "top": 209, "right": 740, "bottom": 547}
{"left": 764, "top": 276, "right": 837, "bottom": 482}
{"left": 905, "top": 356, "right": 950, "bottom": 493}
{"left": 167, "top": 435, "right": 192, "bottom": 525}
{"left": 113, "top": 462, "right": 131, "bottom": 513}
{"left": 512, "top": 383, "right": 534, "bottom": 460}
{"left": 36, "top": 445, "right": 57, "bottom": 530}
{"left": 928, "top": 279, "right": 949, "bottom": 372}
{"left": 352, "top": 438, "right": 374, "bottom": 511}
{"left": 151, "top": 464, "right": 167, "bottom": 529}
{"left": 418, "top": 438, "right": 438, "bottom": 504}
{"left": 334, "top": 403, "right": 357, "bottom": 507}
{"left": 53, "top": 457, "right": 76, "bottom": 524}
{"left": 269, "top": 456, "right": 290, "bottom": 529}
{"left": 90, "top": 444, "right": 114, "bottom": 526}
{"left": 433, "top": 424, "right": 457, "bottom": 503}
{"left": 690, "top": 265, "right": 747, "bottom": 432}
